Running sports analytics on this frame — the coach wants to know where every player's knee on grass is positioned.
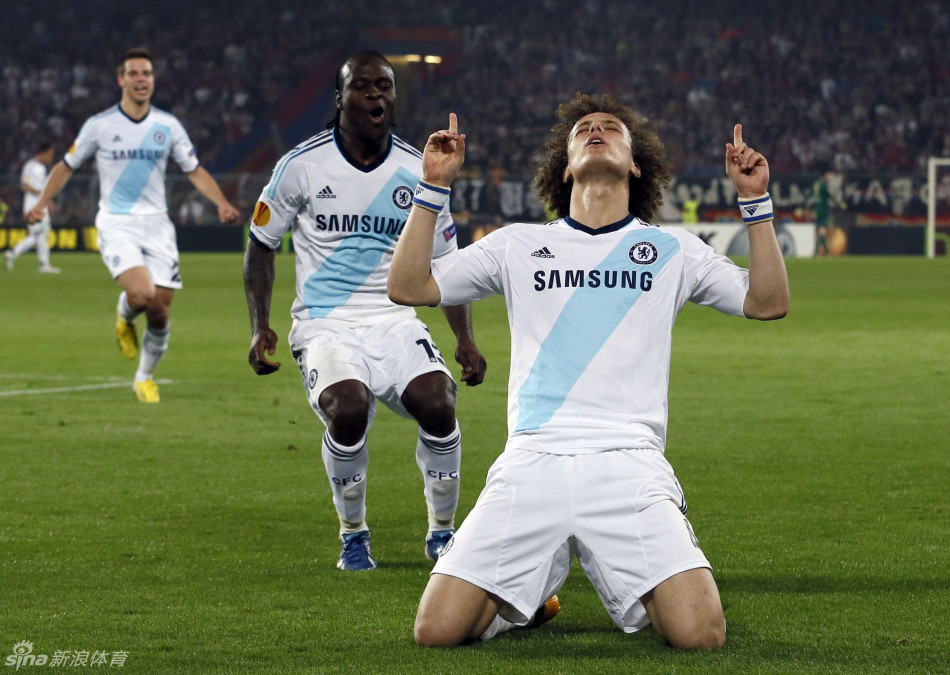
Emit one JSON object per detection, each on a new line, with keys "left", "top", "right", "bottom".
{"left": 643, "top": 568, "right": 726, "bottom": 650}
{"left": 413, "top": 613, "right": 462, "bottom": 647}
{"left": 402, "top": 372, "right": 458, "bottom": 437}
{"left": 414, "top": 601, "right": 490, "bottom": 648}
{"left": 659, "top": 613, "right": 726, "bottom": 650}
{"left": 414, "top": 574, "right": 499, "bottom": 647}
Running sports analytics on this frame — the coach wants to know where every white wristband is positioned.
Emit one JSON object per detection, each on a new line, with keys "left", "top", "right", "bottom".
{"left": 738, "top": 193, "right": 773, "bottom": 225}
{"left": 412, "top": 180, "right": 451, "bottom": 214}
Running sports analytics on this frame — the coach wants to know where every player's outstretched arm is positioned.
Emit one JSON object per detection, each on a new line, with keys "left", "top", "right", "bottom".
{"left": 26, "top": 161, "right": 72, "bottom": 224}
{"left": 389, "top": 113, "right": 466, "bottom": 308}
{"left": 725, "top": 124, "right": 790, "bottom": 320}
{"left": 187, "top": 166, "right": 241, "bottom": 223}
{"left": 244, "top": 238, "right": 281, "bottom": 374}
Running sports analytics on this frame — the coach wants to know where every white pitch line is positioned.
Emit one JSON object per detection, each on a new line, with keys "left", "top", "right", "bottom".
{"left": 0, "top": 373, "right": 119, "bottom": 381}
{"left": 0, "top": 378, "right": 172, "bottom": 397}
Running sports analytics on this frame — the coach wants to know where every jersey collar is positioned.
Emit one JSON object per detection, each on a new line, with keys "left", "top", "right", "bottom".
{"left": 333, "top": 127, "right": 392, "bottom": 173}
{"left": 563, "top": 214, "right": 638, "bottom": 235}
{"left": 116, "top": 102, "right": 151, "bottom": 124}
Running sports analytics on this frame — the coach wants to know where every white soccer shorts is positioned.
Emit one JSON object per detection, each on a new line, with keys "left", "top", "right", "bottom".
{"left": 28, "top": 217, "right": 52, "bottom": 235}
{"left": 289, "top": 316, "right": 454, "bottom": 426}
{"left": 432, "top": 446, "right": 711, "bottom": 633}
{"left": 95, "top": 212, "right": 182, "bottom": 288}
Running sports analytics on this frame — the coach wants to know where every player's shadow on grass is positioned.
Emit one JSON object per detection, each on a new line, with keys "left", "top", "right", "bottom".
{"left": 484, "top": 621, "right": 671, "bottom": 654}
{"left": 377, "top": 560, "right": 441, "bottom": 571}
{"left": 722, "top": 573, "right": 949, "bottom": 593}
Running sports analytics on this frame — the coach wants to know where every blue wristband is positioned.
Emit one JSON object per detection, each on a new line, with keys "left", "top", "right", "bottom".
{"left": 738, "top": 193, "right": 774, "bottom": 225}
{"left": 413, "top": 180, "right": 451, "bottom": 213}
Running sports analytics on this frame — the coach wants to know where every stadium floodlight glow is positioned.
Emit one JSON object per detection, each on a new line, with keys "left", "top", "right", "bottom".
{"left": 384, "top": 54, "right": 420, "bottom": 64}
{"left": 926, "top": 157, "right": 950, "bottom": 258}
{"left": 384, "top": 54, "right": 442, "bottom": 65}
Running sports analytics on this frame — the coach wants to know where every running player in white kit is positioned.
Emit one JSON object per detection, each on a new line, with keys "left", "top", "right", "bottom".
{"left": 6, "top": 139, "right": 59, "bottom": 273}
{"left": 27, "top": 47, "right": 240, "bottom": 403}
{"left": 389, "top": 95, "right": 790, "bottom": 650}
{"left": 244, "top": 52, "right": 487, "bottom": 571}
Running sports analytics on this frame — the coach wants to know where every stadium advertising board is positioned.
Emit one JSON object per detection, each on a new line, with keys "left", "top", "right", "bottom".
{"left": 446, "top": 172, "right": 946, "bottom": 224}
{"left": 2, "top": 171, "right": 948, "bottom": 254}
{"left": 671, "top": 222, "right": 817, "bottom": 258}
{"left": 0, "top": 225, "right": 244, "bottom": 253}
{"left": 0, "top": 225, "right": 98, "bottom": 252}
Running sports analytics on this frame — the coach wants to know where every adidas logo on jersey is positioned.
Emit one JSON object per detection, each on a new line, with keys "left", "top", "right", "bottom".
{"left": 531, "top": 247, "right": 555, "bottom": 258}
{"left": 316, "top": 186, "right": 336, "bottom": 199}
{"left": 112, "top": 135, "right": 122, "bottom": 142}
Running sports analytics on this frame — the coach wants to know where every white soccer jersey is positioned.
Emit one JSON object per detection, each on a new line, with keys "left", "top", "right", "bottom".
{"left": 432, "top": 215, "right": 751, "bottom": 455}
{"left": 250, "top": 128, "right": 459, "bottom": 323}
{"left": 21, "top": 157, "right": 48, "bottom": 214}
{"left": 64, "top": 105, "right": 199, "bottom": 216}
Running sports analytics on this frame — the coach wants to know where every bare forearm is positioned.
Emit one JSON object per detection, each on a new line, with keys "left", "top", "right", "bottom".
{"left": 388, "top": 205, "right": 443, "bottom": 307}
{"left": 244, "top": 239, "right": 276, "bottom": 332}
{"left": 188, "top": 166, "right": 228, "bottom": 208}
{"left": 744, "top": 220, "right": 790, "bottom": 320}
{"left": 34, "top": 161, "right": 73, "bottom": 209}
{"left": 441, "top": 303, "right": 474, "bottom": 342}
{"left": 441, "top": 300, "right": 487, "bottom": 386}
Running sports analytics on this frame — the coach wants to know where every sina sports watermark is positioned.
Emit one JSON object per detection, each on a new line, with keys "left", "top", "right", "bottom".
{"left": 4, "top": 641, "right": 129, "bottom": 669}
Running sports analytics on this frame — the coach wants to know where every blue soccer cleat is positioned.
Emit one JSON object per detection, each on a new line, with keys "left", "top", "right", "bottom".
{"left": 424, "top": 529, "right": 455, "bottom": 562}
{"left": 337, "top": 530, "right": 377, "bottom": 571}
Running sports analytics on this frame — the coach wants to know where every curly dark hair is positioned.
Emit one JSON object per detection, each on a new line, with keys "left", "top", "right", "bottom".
{"left": 534, "top": 93, "right": 671, "bottom": 223}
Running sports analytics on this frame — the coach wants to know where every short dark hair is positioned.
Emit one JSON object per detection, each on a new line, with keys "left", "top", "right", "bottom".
{"left": 534, "top": 93, "right": 671, "bottom": 222}
{"left": 335, "top": 50, "right": 391, "bottom": 90}
{"left": 118, "top": 47, "right": 152, "bottom": 75}
{"left": 326, "top": 50, "right": 394, "bottom": 129}
{"left": 35, "top": 138, "right": 54, "bottom": 154}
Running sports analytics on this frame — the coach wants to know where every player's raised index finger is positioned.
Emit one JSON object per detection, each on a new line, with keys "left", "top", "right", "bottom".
{"left": 734, "top": 123, "right": 743, "bottom": 147}
{"left": 448, "top": 113, "right": 458, "bottom": 134}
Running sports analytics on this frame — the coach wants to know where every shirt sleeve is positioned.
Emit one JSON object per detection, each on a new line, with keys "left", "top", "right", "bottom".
{"left": 169, "top": 118, "right": 200, "bottom": 174}
{"left": 63, "top": 117, "right": 98, "bottom": 170}
{"left": 682, "top": 231, "right": 749, "bottom": 317}
{"left": 20, "top": 162, "right": 41, "bottom": 191}
{"left": 431, "top": 226, "right": 508, "bottom": 305}
{"left": 431, "top": 200, "right": 459, "bottom": 260}
{"left": 249, "top": 159, "right": 306, "bottom": 249}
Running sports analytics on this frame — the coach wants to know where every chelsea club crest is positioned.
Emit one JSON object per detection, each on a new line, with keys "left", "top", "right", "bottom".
{"left": 392, "top": 186, "right": 414, "bottom": 209}
{"left": 629, "top": 242, "right": 658, "bottom": 264}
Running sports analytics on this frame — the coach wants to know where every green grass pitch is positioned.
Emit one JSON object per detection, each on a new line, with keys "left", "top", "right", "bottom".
{"left": 1, "top": 252, "right": 947, "bottom": 673}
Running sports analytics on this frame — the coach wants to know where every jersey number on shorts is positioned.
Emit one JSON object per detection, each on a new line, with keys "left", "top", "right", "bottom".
{"left": 415, "top": 338, "right": 446, "bottom": 365}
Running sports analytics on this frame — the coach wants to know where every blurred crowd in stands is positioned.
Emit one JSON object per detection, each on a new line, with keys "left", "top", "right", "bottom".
{"left": 2, "top": 0, "right": 352, "bottom": 175}
{"left": 3, "top": 0, "right": 948, "bottom": 191}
